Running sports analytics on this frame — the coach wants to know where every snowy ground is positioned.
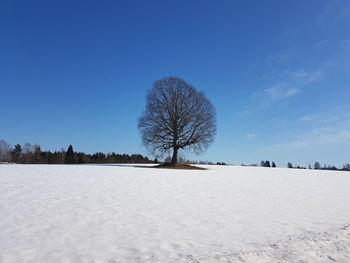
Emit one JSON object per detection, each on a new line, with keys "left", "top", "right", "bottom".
{"left": 0, "top": 164, "right": 349, "bottom": 263}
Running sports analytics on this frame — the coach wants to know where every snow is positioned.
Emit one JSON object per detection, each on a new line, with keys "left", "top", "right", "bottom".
{"left": 0, "top": 164, "right": 349, "bottom": 263}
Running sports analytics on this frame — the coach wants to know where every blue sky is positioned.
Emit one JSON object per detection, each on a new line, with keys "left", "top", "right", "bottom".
{"left": 1, "top": 0, "right": 350, "bottom": 167}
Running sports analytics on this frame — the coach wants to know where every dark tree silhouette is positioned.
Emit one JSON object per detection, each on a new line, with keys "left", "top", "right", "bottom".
{"left": 287, "top": 162, "right": 293, "bottom": 168}
{"left": 0, "top": 139, "right": 11, "bottom": 162}
{"left": 138, "top": 77, "right": 216, "bottom": 165}
{"left": 65, "top": 145, "right": 76, "bottom": 164}
{"left": 314, "top": 161, "right": 321, "bottom": 170}
{"left": 32, "top": 145, "right": 42, "bottom": 164}
{"left": 271, "top": 161, "right": 276, "bottom": 168}
{"left": 343, "top": 163, "right": 350, "bottom": 171}
{"left": 11, "top": 144, "right": 22, "bottom": 163}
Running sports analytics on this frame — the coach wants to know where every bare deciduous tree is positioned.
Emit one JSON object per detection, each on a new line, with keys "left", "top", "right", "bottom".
{"left": 23, "top": 143, "right": 33, "bottom": 164}
{"left": 0, "top": 139, "right": 11, "bottom": 162}
{"left": 138, "top": 77, "right": 216, "bottom": 165}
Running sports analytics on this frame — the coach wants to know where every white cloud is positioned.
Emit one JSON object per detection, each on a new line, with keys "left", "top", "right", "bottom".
{"left": 250, "top": 68, "right": 322, "bottom": 109}
{"left": 265, "top": 84, "right": 299, "bottom": 100}
{"left": 275, "top": 127, "right": 350, "bottom": 150}
{"left": 299, "top": 108, "right": 350, "bottom": 125}
{"left": 270, "top": 109, "right": 350, "bottom": 151}
{"left": 260, "top": 112, "right": 350, "bottom": 167}
{"left": 250, "top": 83, "right": 299, "bottom": 108}
{"left": 300, "top": 116, "right": 311, "bottom": 121}
{"left": 287, "top": 70, "right": 323, "bottom": 84}
{"left": 245, "top": 133, "right": 256, "bottom": 140}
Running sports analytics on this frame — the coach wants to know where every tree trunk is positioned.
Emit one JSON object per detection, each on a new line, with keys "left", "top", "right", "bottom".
{"left": 171, "top": 147, "right": 178, "bottom": 165}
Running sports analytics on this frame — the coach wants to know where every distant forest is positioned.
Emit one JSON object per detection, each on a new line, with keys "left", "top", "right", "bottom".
{"left": 1, "top": 139, "right": 349, "bottom": 170}
{"left": 0, "top": 140, "right": 153, "bottom": 164}
{"left": 242, "top": 160, "right": 350, "bottom": 171}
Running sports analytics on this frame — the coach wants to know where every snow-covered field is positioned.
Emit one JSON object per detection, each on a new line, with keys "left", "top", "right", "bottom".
{"left": 0, "top": 164, "right": 349, "bottom": 263}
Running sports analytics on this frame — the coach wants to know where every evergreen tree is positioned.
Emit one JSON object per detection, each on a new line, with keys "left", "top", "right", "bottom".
{"left": 287, "top": 162, "right": 293, "bottom": 168}
{"left": 1, "top": 140, "right": 154, "bottom": 165}
{"left": 11, "top": 144, "right": 22, "bottom": 163}
{"left": 314, "top": 161, "right": 321, "bottom": 170}
{"left": 77, "top": 152, "right": 85, "bottom": 164}
{"left": 260, "top": 160, "right": 266, "bottom": 167}
{"left": 265, "top": 160, "right": 271, "bottom": 167}
{"left": 65, "top": 145, "right": 76, "bottom": 164}
{"left": 271, "top": 161, "right": 276, "bottom": 167}
{"left": 33, "top": 145, "right": 42, "bottom": 163}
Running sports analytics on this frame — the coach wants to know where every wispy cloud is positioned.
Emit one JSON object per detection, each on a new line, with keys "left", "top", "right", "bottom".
{"left": 250, "top": 83, "right": 299, "bottom": 109}
{"left": 258, "top": 108, "right": 350, "bottom": 166}
{"left": 251, "top": 67, "right": 324, "bottom": 108}
{"left": 317, "top": 0, "right": 350, "bottom": 24}
{"left": 300, "top": 115, "right": 311, "bottom": 121}
{"left": 271, "top": 126, "right": 350, "bottom": 151}
{"left": 250, "top": 69, "right": 322, "bottom": 108}
{"left": 271, "top": 109, "right": 350, "bottom": 151}
{"left": 250, "top": 84, "right": 299, "bottom": 109}
{"left": 248, "top": 0, "right": 347, "bottom": 112}
{"left": 326, "top": 37, "right": 350, "bottom": 69}
{"left": 300, "top": 108, "right": 350, "bottom": 124}
{"left": 265, "top": 49, "right": 295, "bottom": 66}
{"left": 286, "top": 70, "right": 323, "bottom": 84}
{"left": 314, "top": 39, "right": 329, "bottom": 48}
{"left": 264, "top": 84, "right": 299, "bottom": 100}
{"left": 245, "top": 133, "right": 256, "bottom": 140}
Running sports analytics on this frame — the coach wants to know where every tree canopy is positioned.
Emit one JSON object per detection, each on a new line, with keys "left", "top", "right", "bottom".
{"left": 138, "top": 77, "right": 216, "bottom": 164}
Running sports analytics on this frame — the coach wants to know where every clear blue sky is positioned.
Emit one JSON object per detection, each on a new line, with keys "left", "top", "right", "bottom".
{"left": 1, "top": 0, "right": 350, "bottom": 167}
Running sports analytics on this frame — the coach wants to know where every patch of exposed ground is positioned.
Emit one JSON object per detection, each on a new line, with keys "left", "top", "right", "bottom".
{"left": 153, "top": 163, "right": 206, "bottom": 170}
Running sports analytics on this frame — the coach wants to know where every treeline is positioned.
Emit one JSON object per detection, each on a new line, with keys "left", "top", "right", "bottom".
{"left": 242, "top": 160, "right": 349, "bottom": 171}
{"left": 191, "top": 160, "right": 227, "bottom": 165}
{"left": 287, "top": 161, "right": 350, "bottom": 171}
{"left": 241, "top": 160, "right": 349, "bottom": 171}
{"left": 241, "top": 160, "right": 276, "bottom": 167}
{"left": 0, "top": 140, "right": 153, "bottom": 164}
{"left": 163, "top": 156, "right": 228, "bottom": 165}
{"left": 260, "top": 160, "right": 276, "bottom": 167}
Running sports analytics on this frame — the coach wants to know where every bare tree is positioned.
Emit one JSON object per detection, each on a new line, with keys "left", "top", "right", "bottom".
{"left": 138, "top": 77, "right": 216, "bottom": 165}
{"left": 23, "top": 143, "right": 33, "bottom": 164}
{"left": 0, "top": 139, "right": 11, "bottom": 162}
{"left": 60, "top": 148, "right": 66, "bottom": 164}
